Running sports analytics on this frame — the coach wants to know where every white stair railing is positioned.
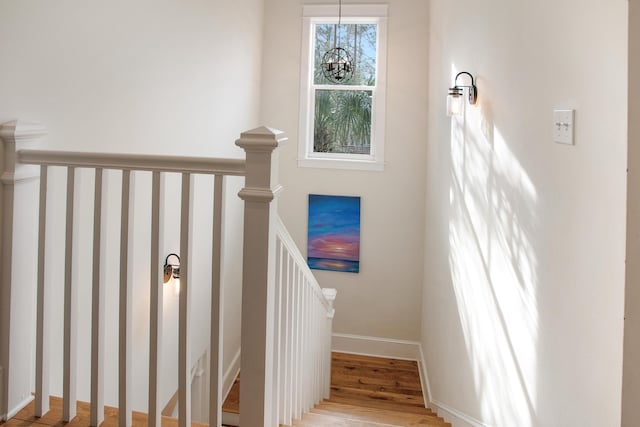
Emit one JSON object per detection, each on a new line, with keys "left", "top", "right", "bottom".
{"left": 273, "top": 217, "right": 336, "bottom": 426}
{"left": 0, "top": 121, "right": 336, "bottom": 427}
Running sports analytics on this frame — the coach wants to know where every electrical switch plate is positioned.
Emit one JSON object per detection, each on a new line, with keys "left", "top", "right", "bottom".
{"left": 553, "top": 109, "right": 574, "bottom": 145}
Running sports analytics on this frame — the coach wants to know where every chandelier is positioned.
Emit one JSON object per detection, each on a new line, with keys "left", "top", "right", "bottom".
{"left": 320, "top": 0, "right": 354, "bottom": 84}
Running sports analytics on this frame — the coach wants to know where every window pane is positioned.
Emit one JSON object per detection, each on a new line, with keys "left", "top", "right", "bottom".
{"left": 313, "top": 23, "right": 377, "bottom": 86}
{"left": 313, "top": 89, "right": 372, "bottom": 154}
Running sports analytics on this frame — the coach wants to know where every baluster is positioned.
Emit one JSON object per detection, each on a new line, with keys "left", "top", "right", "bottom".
{"left": 209, "top": 174, "right": 224, "bottom": 427}
{"left": 304, "top": 279, "right": 311, "bottom": 412}
{"left": 62, "top": 167, "right": 77, "bottom": 422}
{"left": 118, "top": 170, "right": 134, "bottom": 427}
{"left": 301, "top": 278, "right": 308, "bottom": 412}
{"left": 279, "top": 242, "right": 289, "bottom": 424}
{"left": 272, "top": 237, "right": 283, "bottom": 424}
{"left": 178, "top": 173, "right": 192, "bottom": 427}
{"left": 148, "top": 171, "right": 163, "bottom": 427}
{"left": 283, "top": 252, "right": 293, "bottom": 425}
{"left": 318, "top": 295, "right": 323, "bottom": 403}
{"left": 292, "top": 264, "right": 301, "bottom": 420}
{"left": 312, "top": 293, "right": 319, "bottom": 404}
{"left": 296, "top": 266, "right": 304, "bottom": 418}
{"left": 34, "top": 165, "right": 49, "bottom": 417}
{"left": 90, "top": 169, "right": 106, "bottom": 426}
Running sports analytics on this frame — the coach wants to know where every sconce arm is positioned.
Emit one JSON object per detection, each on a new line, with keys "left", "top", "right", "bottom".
{"left": 451, "top": 71, "right": 478, "bottom": 105}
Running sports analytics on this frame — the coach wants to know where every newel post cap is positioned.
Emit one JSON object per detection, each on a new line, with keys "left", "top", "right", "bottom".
{"left": 235, "top": 126, "right": 288, "bottom": 151}
{"left": 236, "top": 126, "right": 287, "bottom": 203}
{"left": 0, "top": 120, "right": 47, "bottom": 182}
{"left": 0, "top": 120, "right": 48, "bottom": 145}
{"left": 322, "top": 288, "right": 337, "bottom": 302}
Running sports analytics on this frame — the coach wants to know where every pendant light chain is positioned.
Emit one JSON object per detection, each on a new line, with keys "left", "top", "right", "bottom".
{"left": 321, "top": 0, "right": 354, "bottom": 83}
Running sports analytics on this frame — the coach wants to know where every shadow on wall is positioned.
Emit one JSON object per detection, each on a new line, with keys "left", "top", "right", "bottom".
{"left": 447, "top": 71, "right": 539, "bottom": 426}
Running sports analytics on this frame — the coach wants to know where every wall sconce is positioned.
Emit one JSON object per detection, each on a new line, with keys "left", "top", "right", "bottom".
{"left": 163, "top": 253, "right": 180, "bottom": 295}
{"left": 447, "top": 71, "right": 478, "bottom": 116}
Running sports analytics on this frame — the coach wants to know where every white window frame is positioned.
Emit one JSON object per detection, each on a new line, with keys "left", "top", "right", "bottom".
{"left": 298, "top": 4, "right": 388, "bottom": 171}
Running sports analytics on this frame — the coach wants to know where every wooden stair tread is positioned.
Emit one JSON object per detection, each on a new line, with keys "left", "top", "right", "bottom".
{"left": 316, "top": 401, "right": 439, "bottom": 419}
{"left": 331, "top": 353, "right": 421, "bottom": 372}
{"left": 222, "top": 375, "right": 240, "bottom": 414}
{"left": 312, "top": 401, "right": 450, "bottom": 426}
{"left": 9, "top": 396, "right": 208, "bottom": 427}
{"left": 330, "top": 385, "right": 426, "bottom": 406}
{"left": 290, "top": 411, "right": 401, "bottom": 426}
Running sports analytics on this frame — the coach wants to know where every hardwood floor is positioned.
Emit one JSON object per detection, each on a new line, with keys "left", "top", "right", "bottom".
{"left": 222, "top": 375, "right": 240, "bottom": 415}
{"left": 3, "top": 353, "right": 450, "bottom": 427}
{"left": 2, "top": 397, "right": 207, "bottom": 427}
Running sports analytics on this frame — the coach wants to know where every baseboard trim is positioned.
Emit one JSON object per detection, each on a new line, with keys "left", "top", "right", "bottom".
{"left": 222, "top": 411, "right": 240, "bottom": 426}
{"left": 223, "top": 347, "right": 241, "bottom": 402}
{"left": 417, "top": 344, "right": 433, "bottom": 405}
{"left": 418, "top": 343, "right": 488, "bottom": 427}
{"left": 429, "top": 399, "right": 489, "bottom": 427}
{"left": 331, "top": 333, "right": 421, "bottom": 361}
{"left": 6, "top": 395, "right": 34, "bottom": 421}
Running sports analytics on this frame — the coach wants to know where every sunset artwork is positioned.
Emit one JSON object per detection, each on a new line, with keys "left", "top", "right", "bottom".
{"left": 307, "top": 194, "right": 361, "bottom": 273}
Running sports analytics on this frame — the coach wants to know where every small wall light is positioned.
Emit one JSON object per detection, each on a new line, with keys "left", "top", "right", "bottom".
{"left": 447, "top": 71, "right": 478, "bottom": 116}
{"left": 163, "top": 253, "right": 180, "bottom": 295}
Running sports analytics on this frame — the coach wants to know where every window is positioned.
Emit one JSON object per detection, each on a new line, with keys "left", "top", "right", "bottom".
{"left": 299, "top": 5, "right": 387, "bottom": 171}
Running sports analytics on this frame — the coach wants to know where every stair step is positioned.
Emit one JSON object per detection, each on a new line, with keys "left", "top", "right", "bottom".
{"left": 291, "top": 411, "right": 402, "bottom": 426}
{"left": 313, "top": 401, "right": 450, "bottom": 426}
{"left": 283, "top": 352, "right": 452, "bottom": 426}
{"left": 328, "top": 387, "right": 429, "bottom": 414}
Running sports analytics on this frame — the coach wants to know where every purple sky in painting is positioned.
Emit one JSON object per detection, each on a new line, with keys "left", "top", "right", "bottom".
{"left": 308, "top": 195, "right": 360, "bottom": 261}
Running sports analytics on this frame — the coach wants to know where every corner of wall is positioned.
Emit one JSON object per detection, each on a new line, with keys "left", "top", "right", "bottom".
{"left": 418, "top": 342, "right": 486, "bottom": 427}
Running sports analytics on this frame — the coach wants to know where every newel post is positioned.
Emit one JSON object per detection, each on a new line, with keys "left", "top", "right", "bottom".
{"left": 236, "top": 126, "right": 287, "bottom": 427}
{"left": 0, "top": 120, "right": 47, "bottom": 421}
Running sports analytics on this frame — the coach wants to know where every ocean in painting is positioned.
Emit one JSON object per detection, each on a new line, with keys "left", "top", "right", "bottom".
{"left": 307, "top": 194, "right": 361, "bottom": 273}
{"left": 307, "top": 257, "right": 360, "bottom": 273}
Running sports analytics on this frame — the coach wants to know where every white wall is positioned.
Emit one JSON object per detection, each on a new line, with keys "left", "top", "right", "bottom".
{"left": 0, "top": 0, "right": 263, "bottom": 414}
{"left": 260, "top": 0, "right": 429, "bottom": 342}
{"left": 422, "top": 1, "right": 627, "bottom": 426}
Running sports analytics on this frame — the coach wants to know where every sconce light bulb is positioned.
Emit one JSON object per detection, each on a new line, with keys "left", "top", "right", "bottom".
{"left": 447, "top": 93, "right": 463, "bottom": 116}
{"left": 163, "top": 265, "right": 173, "bottom": 284}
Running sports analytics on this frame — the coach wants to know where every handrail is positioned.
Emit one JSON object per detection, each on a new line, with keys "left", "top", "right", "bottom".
{"left": 17, "top": 149, "right": 246, "bottom": 176}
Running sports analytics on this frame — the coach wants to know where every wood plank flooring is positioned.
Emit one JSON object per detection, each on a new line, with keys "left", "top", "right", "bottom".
{"left": 2, "top": 397, "right": 207, "bottom": 427}
{"left": 222, "top": 375, "right": 240, "bottom": 415}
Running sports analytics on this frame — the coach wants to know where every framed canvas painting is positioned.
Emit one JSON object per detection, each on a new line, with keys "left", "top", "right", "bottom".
{"left": 307, "top": 194, "right": 361, "bottom": 273}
